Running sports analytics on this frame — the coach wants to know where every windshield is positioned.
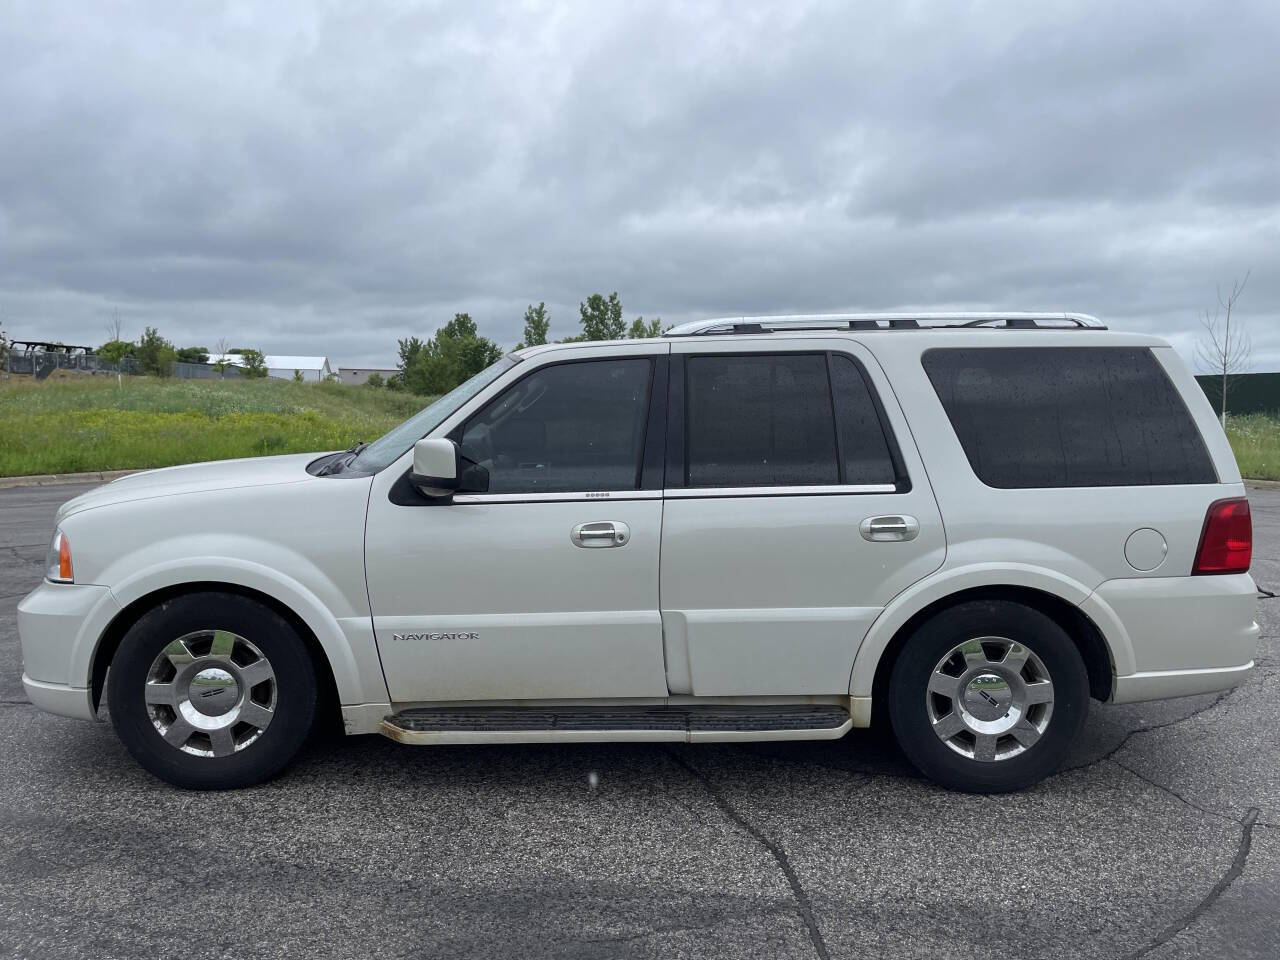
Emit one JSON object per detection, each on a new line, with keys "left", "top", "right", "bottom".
{"left": 348, "top": 355, "right": 520, "bottom": 472}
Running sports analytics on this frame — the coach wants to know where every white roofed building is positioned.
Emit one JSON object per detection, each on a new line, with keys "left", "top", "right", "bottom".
{"left": 209, "top": 354, "right": 333, "bottom": 381}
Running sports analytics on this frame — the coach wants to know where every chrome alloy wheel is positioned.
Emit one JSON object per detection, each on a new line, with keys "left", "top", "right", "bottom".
{"left": 144, "top": 630, "right": 277, "bottom": 757}
{"left": 925, "top": 636, "right": 1055, "bottom": 762}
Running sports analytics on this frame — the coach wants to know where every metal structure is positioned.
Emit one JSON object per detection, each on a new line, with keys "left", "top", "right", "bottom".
{"left": 663, "top": 312, "right": 1105, "bottom": 337}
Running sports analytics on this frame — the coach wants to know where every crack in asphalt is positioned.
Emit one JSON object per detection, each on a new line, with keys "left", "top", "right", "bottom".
{"left": 666, "top": 749, "right": 831, "bottom": 960}
{"left": 1121, "top": 807, "right": 1260, "bottom": 960}
{"left": 2, "top": 543, "right": 46, "bottom": 555}
{"left": 1110, "top": 757, "right": 1238, "bottom": 824}
{"left": 1059, "top": 688, "right": 1236, "bottom": 774}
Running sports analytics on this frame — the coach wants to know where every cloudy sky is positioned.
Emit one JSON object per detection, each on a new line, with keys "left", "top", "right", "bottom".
{"left": 1, "top": 0, "right": 1276, "bottom": 369}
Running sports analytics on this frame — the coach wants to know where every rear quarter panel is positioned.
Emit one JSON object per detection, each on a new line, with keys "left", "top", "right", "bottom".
{"left": 848, "top": 332, "right": 1250, "bottom": 697}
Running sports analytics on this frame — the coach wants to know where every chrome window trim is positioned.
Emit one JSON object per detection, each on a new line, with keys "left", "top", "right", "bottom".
{"left": 663, "top": 483, "right": 898, "bottom": 498}
{"left": 452, "top": 491, "right": 663, "bottom": 504}
{"left": 451, "top": 484, "right": 898, "bottom": 503}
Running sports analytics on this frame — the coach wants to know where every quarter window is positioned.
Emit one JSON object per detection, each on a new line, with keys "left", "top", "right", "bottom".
{"left": 458, "top": 358, "right": 652, "bottom": 494}
{"left": 922, "top": 347, "right": 1217, "bottom": 488}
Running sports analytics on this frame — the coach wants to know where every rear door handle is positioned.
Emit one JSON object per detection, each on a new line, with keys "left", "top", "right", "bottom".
{"left": 859, "top": 515, "right": 920, "bottom": 542}
{"left": 571, "top": 521, "right": 630, "bottom": 548}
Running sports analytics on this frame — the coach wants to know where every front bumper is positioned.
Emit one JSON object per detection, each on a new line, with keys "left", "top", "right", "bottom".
{"left": 21, "top": 675, "right": 97, "bottom": 721}
{"left": 17, "top": 580, "right": 120, "bottom": 719}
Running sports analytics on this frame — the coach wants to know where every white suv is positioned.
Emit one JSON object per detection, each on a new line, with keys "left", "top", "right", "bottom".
{"left": 18, "top": 313, "right": 1258, "bottom": 792}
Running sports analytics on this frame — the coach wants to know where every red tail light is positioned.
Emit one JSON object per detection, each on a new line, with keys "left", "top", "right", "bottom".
{"left": 1192, "top": 498, "right": 1252, "bottom": 574}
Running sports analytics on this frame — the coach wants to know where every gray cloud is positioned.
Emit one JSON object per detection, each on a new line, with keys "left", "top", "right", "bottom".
{"left": 1, "top": 0, "right": 1276, "bottom": 370}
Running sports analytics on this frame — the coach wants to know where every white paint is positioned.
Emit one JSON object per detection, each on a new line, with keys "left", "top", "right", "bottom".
{"left": 1124, "top": 528, "right": 1168, "bottom": 572}
{"left": 15, "top": 322, "right": 1257, "bottom": 761}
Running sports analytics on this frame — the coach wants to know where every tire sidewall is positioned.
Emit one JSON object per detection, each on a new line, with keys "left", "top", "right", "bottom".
{"left": 108, "top": 592, "right": 317, "bottom": 790}
{"left": 889, "top": 600, "right": 1090, "bottom": 793}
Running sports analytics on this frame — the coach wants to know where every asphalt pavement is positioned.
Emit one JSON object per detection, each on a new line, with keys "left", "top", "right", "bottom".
{"left": 1, "top": 482, "right": 1277, "bottom": 960}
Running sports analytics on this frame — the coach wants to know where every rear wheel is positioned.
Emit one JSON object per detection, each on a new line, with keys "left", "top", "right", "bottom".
{"left": 888, "top": 600, "right": 1089, "bottom": 793}
{"left": 107, "top": 592, "right": 316, "bottom": 789}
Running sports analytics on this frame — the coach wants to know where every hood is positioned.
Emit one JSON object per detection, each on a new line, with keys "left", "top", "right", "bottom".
{"left": 56, "top": 452, "right": 329, "bottom": 521}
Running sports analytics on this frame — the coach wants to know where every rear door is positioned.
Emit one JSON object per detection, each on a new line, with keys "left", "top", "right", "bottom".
{"left": 658, "top": 337, "right": 945, "bottom": 696}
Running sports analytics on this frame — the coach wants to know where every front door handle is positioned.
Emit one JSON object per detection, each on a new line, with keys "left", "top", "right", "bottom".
{"left": 571, "top": 521, "right": 630, "bottom": 548}
{"left": 859, "top": 515, "right": 920, "bottom": 542}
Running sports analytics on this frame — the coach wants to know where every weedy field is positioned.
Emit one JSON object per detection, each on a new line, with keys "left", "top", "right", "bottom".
{"left": 0, "top": 375, "right": 428, "bottom": 476}
{"left": 1223, "top": 414, "right": 1280, "bottom": 482}
{"left": 3, "top": 373, "right": 1279, "bottom": 481}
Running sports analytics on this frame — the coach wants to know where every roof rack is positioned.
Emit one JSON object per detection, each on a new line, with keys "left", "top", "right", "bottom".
{"left": 663, "top": 312, "right": 1105, "bottom": 337}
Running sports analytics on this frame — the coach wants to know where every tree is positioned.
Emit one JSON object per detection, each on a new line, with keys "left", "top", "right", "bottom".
{"left": 292, "top": 369, "right": 305, "bottom": 383}
{"left": 104, "top": 309, "right": 125, "bottom": 346}
{"left": 239, "top": 348, "right": 269, "bottom": 378}
{"left": 517, "top": 302, "right": 550, "bottom": 349}
{"left": 400, "top": 314, "right": 504, "bottom": 395}
{"left": 628, "top": 315, "right": 664, "bottom": 338}
{"left": 135, "top": 326, "right": 176, "bottom": 378}
{"left": 578, "top": 292, "right": 625, "bottom": 341}
{"left": 98, "top": 339, "right": 135, "bottom": 364}
{"left": 212, "top": 337, "right": 232, "bottom": 377}
{"left": 176, "top": 346, "right": 209, "bottom": 364}
{"left": 365, "top": 372, "right": 385, "bottom": 388}
{"left": 1196, "top": 272, "right": 1251, "bottom": 426}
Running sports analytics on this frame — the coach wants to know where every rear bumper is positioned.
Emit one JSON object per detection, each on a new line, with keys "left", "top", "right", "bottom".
{"left": 1112, "top": 661, "right": 1255, "bottom": 703}
{"left": 1085, "top": 573, "right": 1258, "bottom": 704}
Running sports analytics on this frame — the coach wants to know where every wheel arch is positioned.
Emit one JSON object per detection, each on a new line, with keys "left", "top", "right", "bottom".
{"left": 90, "top": 581, "right": 345, "bottom": 729}
{"left": 855, "top": 579, "right": 1117, "bottom": 727}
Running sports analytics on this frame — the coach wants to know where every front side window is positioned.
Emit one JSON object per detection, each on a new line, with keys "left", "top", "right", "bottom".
{"left": 458, "top": 358, "right": 652, "bottom": 494}
{"left": 922, "top": 347, "right": 1217, "bottom": 488}
{"left": 349, "top": 355, "right": 519, "bottom": 473}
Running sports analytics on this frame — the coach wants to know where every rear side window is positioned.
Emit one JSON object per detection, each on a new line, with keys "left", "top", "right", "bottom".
{"left": 686, "top": 354, "right": 837, "bottom": 487}
{"left": 922, "top": 347, "right": 1216, "bottom": 488}
{"left": 830, "top": 354, "right": 897, "bottom": 485}
{"left": 682, "top": 352, "right": 901, "bottom": 488}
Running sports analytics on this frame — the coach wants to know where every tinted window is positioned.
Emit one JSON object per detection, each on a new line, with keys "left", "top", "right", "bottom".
{"left": 686, "top": 354, "right": 838, "bottom": 487}
{"left": 830, "top": 354, "right": 897, "bottom": 485}
{"left": 459, "top": 358, "right": 651, "bottom": 493}
{"left": 922, "top": 347, "right": 1216, "bottom": 488}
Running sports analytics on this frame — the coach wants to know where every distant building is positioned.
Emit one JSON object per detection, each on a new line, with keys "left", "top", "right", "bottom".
{"left": 209, "top": 354, "right": 333, "bottom": 381}
{"left": 338, "top": 366, "right": 398, "bottom": 386}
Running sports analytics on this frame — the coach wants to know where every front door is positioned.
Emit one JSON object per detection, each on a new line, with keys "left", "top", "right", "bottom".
{"left": 365, "top": 346, "right": 671, "bottom": 703}
{"left": 658, "top": 339, "right": 946, "bottom": 696}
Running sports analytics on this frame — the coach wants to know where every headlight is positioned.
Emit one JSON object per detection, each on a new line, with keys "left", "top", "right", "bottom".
{"left": 46, "top": 529, "right": 74, "bottom": 583}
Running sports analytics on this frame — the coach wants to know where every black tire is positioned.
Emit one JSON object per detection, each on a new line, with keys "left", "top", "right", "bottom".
{"left": 107, "top": 592, "right": 317, "bottom": 790}
{"left": 888, "top": 600, "right": 1089, "bottom": 793}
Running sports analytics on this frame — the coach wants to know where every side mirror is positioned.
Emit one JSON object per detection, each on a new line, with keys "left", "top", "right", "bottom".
{"left": 411, "top": 438, "right": 460, "bottom": 498}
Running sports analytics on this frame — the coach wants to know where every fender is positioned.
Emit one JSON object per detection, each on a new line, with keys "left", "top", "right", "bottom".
{"left": 90, "top": 556, "right": 389, "bottom": 707}
{"left": 847, "top": 562, "right": 1133, "bottom": 702}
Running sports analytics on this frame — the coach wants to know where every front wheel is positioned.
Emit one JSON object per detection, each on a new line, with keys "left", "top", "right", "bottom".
{"left": 888, "top": 600, "right": 1089, "bottom": 793}
{"left": 107, "top": 592, "right": 317, "bottom": 790}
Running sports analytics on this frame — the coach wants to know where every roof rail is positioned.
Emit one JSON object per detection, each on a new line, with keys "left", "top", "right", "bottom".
{"left": 663, "top": 312, "right": 1105, "bottom": 337}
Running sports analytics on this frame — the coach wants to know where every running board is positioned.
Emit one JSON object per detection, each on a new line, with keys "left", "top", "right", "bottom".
{"left": 379, "top": 704, "right": 852, "bottom": 745}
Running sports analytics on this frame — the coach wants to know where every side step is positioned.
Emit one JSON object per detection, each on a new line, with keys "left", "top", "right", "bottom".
{"left": 379, "top": 704, "right": 852, "bottom": 745}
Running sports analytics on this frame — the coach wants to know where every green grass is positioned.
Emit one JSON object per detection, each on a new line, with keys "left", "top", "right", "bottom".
{"left": 0, "top": 375, "right": 429, "bottom": 476}
{"left": 1225, "top": 414, "right": 1280, "bottom": 481}
{"left": 5, "top": 373, "right": 1279, "bottom": 481}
